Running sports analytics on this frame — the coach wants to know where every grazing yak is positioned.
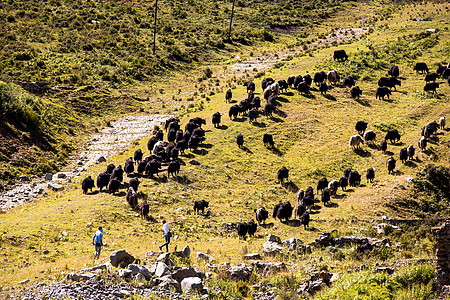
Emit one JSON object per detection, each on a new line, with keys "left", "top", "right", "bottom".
{"left": 134, "top": 149, "right": 143, "bottom": 164}
{"left": 321, "top": 188, "right": 331, "bottom": 206}
{"left": 363, "top": 130, "right": 376, "bottom": 144}
{"left": 349, "top": 135, "right": 364, "bottom": 149}
{"left": 297, "top": 81, "right": 310, "bottom": 95}
{"left": 387, "top": 157, "right": 396, "bottom": 175}
{"left": 124, "top": 157, "right": 134, "bottom": 175}
{"left": 248, "top": 108, "right": 259, "bottom": 123}
{"left": 350, "top": 86, "right": 363, "bottom": 99}
{"left": 140, "top": 200, "right": 149, "bottom": 220}
{"left": 319, "top": 82, "right": 328, "bottom": 94}
{"left": 147, "top": 136, "right": 159, "bottom": 152}
{"left": 287, "top": 75, "right": 296, "bottom": 88}
{"left": 295, "top": 203, "right": 306, "bottom": 219}
{"left": 236, "top": 134, "right": 244, "bottom": 148}
{"left": 344, "top": 168, "right": 352, "bottom": 178}
{"left": 425, "top": 72, "right": 439, "bottom": 82}
{"left": 277, "top": 166, "right": 289, "bottom": 183}
{"left": 399, "top": 148, "right": 408, "bottom": 163}
{"left": 165, "top": 117, "right": 180, "bottom": 131}
{"left": 136, "top": 158, "right": 147, "bottom": 175}
{"left": 349, "top": 171, "right": 361, "bottom": 187}
{"left": 293, "top": 76, "right": 303, "bottom": 89}
{"left": 388, "top": 64, "right": 400, "bottom": 77}
{"left": 407, "top": 145, "right": 415, "bottom": 160}
{"left": 300, "top": 211, "right": 310, "bottom": 229}
{"left": 107, "top": 163, "right": 116, "bottom": 175}
{"left": 378, "top": 77, "right": 401, "bottom": 91}
{"left": 264, "top": 103, "right": 275, "bottom": 118}
{"left": 188, "top": 135, "right": 201, "bottom": 150}
{"left": 303, "top": 74, "right": 313, "bottom": 86}
{"left": 418, "top": 136, "right": 427, "bottom": 151}
{"left": 126, "top": 187, "right": 138, "bottom": 209}
{"left": 155, "top": 130, "right": 164, "bottom": 142}
{"left": 327, "top": 70, "right": 340, "bottom": 85}
{"left": 225, "top": 89, "right": 232, "bottom": 103}
{"left": 244, "top": 81, "right": 256, "bottom": 93}
{"left": 302, "top": 187, "right": 315, "bottom": 211}
{"left": 229, "top": 104, "right": 239, "bottom": 120}
{"left": 317, "top": 177, "right": 329, "bottom": 193}
{"left": 263, "top": 134, "right": 274, "bottom": 148}
{"left": 194, "top": 200, "right": 209, "bottom": 215}
{"left": 339, "top": 176, "right": 348, "bottom": 191}
{"left": 262, "top": 78, "right": 275, "bottom": 91}
{"left": 314, "top": 71, "right": 327, "bottom": 85}
{"left": 145, "top": 159, "right": 161, "bottom": 177}
{"left": 274, "top": 201, "right": 293, "bottom": 222}
{"left": 167, "top": 129, "right": 177, "bottom": 143}
{"left": 328, "top": 180, "right": 339, "bottom": 195}
{"left": 247, "top": 220, "right": 257, "bottom": 237}
{"left": 251, "top": 96, "right": 261, "bottom": 110}
{"left": 255, "top": 207, "right": 269, "bottom": 225}
{"left": 436, "top": 66, "right": 446, "bottom": 76}
{"left": 366, "top": 168, "right": 375, "bottom": 183}
{"left": 414, "top": 62, "right": 429, "bottom": 74}
{"left": 380, "top": 139, "right": 388, "bottom": 153}
{"left": 237, "top": 223, "right": 248, "bottom": 240}
{"left": 424, "top": 82, "right": 439, "bottom": 93}
{"left": 168, "top": 160, "right": 181, "bottom": 177}
{"left": 333, "top": 50, "right": 348, "bottom": 61}
{"left": 343, "top": 76, "right": 356, "bottom": 87}
{"left": 97, "top": 172, "right": 110, "bottom": 192}
{"left": 375, "top": 87, "right": 392, "bottom": 100}
{"left": 355, "top": 120, "right": 368, "bottom": 134}
{"left": 212, "top": 112, "right": 221, "bottom": 128}
{"left": 297, "top": 189, "right": 304, "bottom": 203}
{"left": 111, "top": 165, "right": 124, "bottom": 182}
{"left": 82, "top": 176, "right": 95, "bottom": 194}
{"left": 108, "top": 178, "right": 121, "bottom": 194}
{"left": 385, "top": 129, "right": 401, "bottom": 144}
{"left": 278, "top": 80, "right": 288, "bottom": 93}
{"left": 129, "top": 177, "right": 140, "bottom": 192}
{"left": 439, "top": 117, "right": 446, "bottom": 130}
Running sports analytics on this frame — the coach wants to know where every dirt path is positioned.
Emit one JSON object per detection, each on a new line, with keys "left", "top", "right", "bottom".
{"left": 0, "top": 114, "right": 172, "bottom": 212}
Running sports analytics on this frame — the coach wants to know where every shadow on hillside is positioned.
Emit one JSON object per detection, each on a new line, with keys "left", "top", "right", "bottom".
{"left": 229, "top": 100, "right": 238, "bottom": 103}
{"left": 353, "top": 148, "right": 371, "bottom": 157}
{"left": 397, "top": 90, "right": 407, "bottom": 95}
{"left": 268, "top": 146, "right": 283, "bottom": 156}
{"left": 311, "top": 204, "right": 322, "bottom": 211}
{"left": 382, "top": 98, "right": 394, "bottom": 103}
{"left": 112, "top": 191, "right": 126, "bottom": 197}
{"left": 252, "top": 121, "right": 266, "bottom": 128}
{"left": 277, "top": 96, "right": 290, "bottom": 103}
{"left": 385, "top": 151, "right": 394, "bottom": 156}
{"left": 274, "top": 110, "right": 287, "bottom": 118}
{"left": 333, "top": 193, "right": 347, "bottom": 200}
{"left": 404, "top": 160, "right": 417, "bottom": 168}
{"left": 391, "top": 170, "right": 404, "bottom": 176}
{"left": 240, "top": 146, "right": 253, "bottom": 154}
{"left": 346, "top": 188, "right": 355, "bottom": 193}
{"left": 87, "top": 190, "right": 99, "bottom": 195}
{"left": 200, "top": 143, "right": 213, "bottom": 149}
{"left": 285, "top": 219, "right": 301, "bottom": 227}
{"left": 355, "top": 97, "right": 371, "bottom": 107}
{"left": 284, "top": 92, "right": 295, "bottom": 97}
{"left": 172, "top": 175, "right": 192, "bottom": 185}
{"left": 127, "top": 173, "right": 140, "bottom": 179}
{"left": 367, "top": 143, "right": 378, "bottom": 150}
{"left": 325, "top": 202, "right": 339, "bottom": 208}
{"left": 301, "top": 93, "right": 316, "bottom": 99}
{"left": 271, "top": 116, "right": 285, "bottom": 123}
{"left": 260, "top": 223, "right": 274, "bottom": 229}
{"left": 193, "top": 149, "right": 208, "bottom": 155}
{"left": 217, "top": 125, "right": 228, "bottom": 130}
{"left": 323, "top": 94, "right": 337, "bottom": 101}
{"left": 232, "top": 117, "right": 247, "bottom": 122}
{"left": 282, "top": 181, "right": 299, "bottom": 193}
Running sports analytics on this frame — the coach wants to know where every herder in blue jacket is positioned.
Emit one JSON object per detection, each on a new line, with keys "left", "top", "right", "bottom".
{"left": 92, "top": 227, "right": 103, "bottom": 259}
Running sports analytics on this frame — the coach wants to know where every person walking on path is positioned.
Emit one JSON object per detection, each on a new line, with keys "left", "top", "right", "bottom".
{"left": 159, "top": 220, "right": 177, "bottom": 252}
{"left": 93, "top": 227, "right": 103, "bottom": 259}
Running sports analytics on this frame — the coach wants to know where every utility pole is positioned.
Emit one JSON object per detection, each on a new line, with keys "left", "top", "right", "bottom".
{"left": 153, "top": 0, "right": 158, "bottom": 55}
{"left": 227, "top": 0, "right": 236, "bottom": 41}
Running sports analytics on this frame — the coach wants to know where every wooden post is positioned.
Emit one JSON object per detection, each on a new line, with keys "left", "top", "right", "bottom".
{"left": 153, "top": 0, "right": 158, "bottom": 55}
{"left": 228, "top": 0, "right": 236, "bottom": 41}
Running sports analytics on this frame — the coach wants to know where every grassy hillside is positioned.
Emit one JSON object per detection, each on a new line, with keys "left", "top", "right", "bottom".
{"left": 0, "top": 1, "right": 449, "bottom": 299}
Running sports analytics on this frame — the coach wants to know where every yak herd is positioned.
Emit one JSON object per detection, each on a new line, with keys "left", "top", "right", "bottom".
{"left": 81, "top": 49, "right": 447, "bottom": 241}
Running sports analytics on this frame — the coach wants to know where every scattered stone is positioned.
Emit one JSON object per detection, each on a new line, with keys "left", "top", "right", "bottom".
{"left": 66, "top": 272, "right": 97, "bottom": 282}
{"left": 128, "top": 264, "right": 152, "bottom": 280}
{"left": 19, "top": 176, "right": 30, "bottom": 182}
{"left": 57, "top": 173, "right": 67, "bottom": 179}
{"left": 182, "top": 245, "right": 191, "bottom": 258}
{"left": 118, "top": 269, "right": 133, "bottom": 278}
{"left": 157, "top": 252, "right": 174, "bottom": 266}
{"left": 267, "top": 234, "right": 281, "bottom": 244}
{"left": 374, "top": 265, "right": 394, "bottom": 275}
{"left": 80, "top": 264, "right": 108, "bottom": 273}
{"left": 252, "top": 261, "right": 287, "bottom": 275}
{"left": 155, "top": 275, "right": 181, "bottom": 293}
{"left": 181, "top": 277, "right": 203, "bottom": 293}
{"left": 205, "top": 263, "right": 218, "bottom": 272}
{"left": 47, "top": 182, "right": 64, "bottom": 191}
{"left": 109, "top": 250, "right": 135, "bottom": 268}
{"left": 172, "top": 266, "right": 197, "bottom": 283}
{"left": 244, "top": 253, "right": 262, "bottom": 260}
{"left": 226, "top": 264, "right": 253, "bottom": 281}
{"left": 283, "top": 238, "right": 303, "bottom": 246}
{"left": 196, "top": 252, "right": 216, "bottom": 262}
{"left": 155, "top": 262, "right": 172, "bottom": 277}
{"left": 18, "top": 278, "right": 30, "bottom": 285}
{"left": 189, "top": 159, "right": 201, "bottom": 165}
{"left": 262, "top": 242, "right": 284, "bottom": 257}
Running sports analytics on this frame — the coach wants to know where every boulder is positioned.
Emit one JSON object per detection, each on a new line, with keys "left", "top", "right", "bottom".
{"left": 155, "top": 275, "right": 181, "bottom": 293}
{"left": 189, "top": 159, "right": 201, "bottom": 165}
{"left": 267, "top": 234, "right": 281, "bottom": 244}
{"left": 311, "top": 232, "right": 333, "bottom": 248}
{"left": 196, "top": 252, "right": 216, "bottom": 262}
{"left": 262, "top": 241, "right": 284, "bottom": 257}
{"left": 110, "top": 249, "right": 135, "bottom": 268}
{"left": 97, "top": 156, "right": 107, "bottom": 163}
{"left": 155, "top": 262, "right": 172, "bottom": 277}
{"left": 67, "top": 272, "right": 97, "bottom": 282}
{"left": 172, "top": 266, "right": 197, "bottom": 283}
{"left": 252, "top": 261, "right": 287, "bottom": 275}
{"left": 157, "top": 252, "right": 175, "bottom": 266}
{"left": 118, "top": 269, "right": 133, "bottom": 278}
{"left": 244, "top": 253, "right": 262, "bottom": 260}
{"left": 57, "top": 173, "right": 67, "bottom": 179}
{"left": 182, "top": 245, "right": 191, "bottom": 258}
{"left": 47, "top": 182, "right": 64, "bottom": 191}
{"left": 128, "top": 264, "right": 152, "bottom": 280}
{"left": 80, "top": 263, "right": 108, "bottom": 273}
{"left": 181, "top": 277, "right": 203, "bottom": 293}
{"left": 226, "top": 264, "right": 253, "bottom": 281}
